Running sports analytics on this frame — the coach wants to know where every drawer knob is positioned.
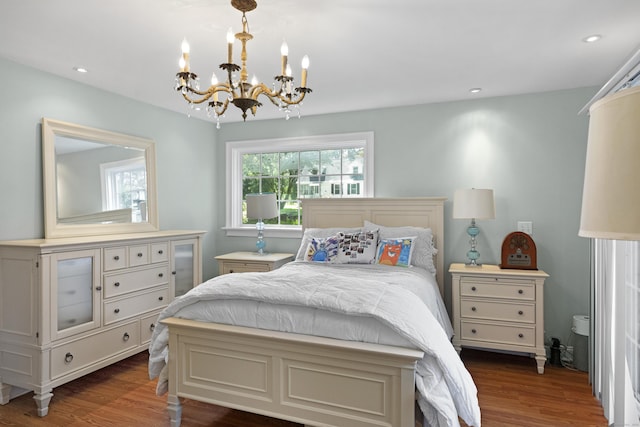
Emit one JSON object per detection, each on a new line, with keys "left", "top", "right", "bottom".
{"left": 123, "top": 332, "right": 130, "bottom": 341}
{"left": 64, "top": 352, "right": 74, "bottom": 364}
{"left": 172, "top": 271, "right": 177, "bottom": 275}
{"left": 114, "top": 282, "right": 120, "bottom": 287}
{"left": 158, "top": 296, "right": 164, "bottom": 301}
{"left": 150, "top": 323, "right": 155, "bottom": 331}
{"left": 471, "top": 286, "right": 477, "bottom": 291}
{"left": 158, "top": 273, "right": 164, "bottom": 278}
{"left": 518, "top": 310, "right": 524, "bottom": 315}
{"left": 113, "top": 255, "right": 120, "bottom": 261}
{"left": 114, "top": 308, "right": 120, "bottom": 313}
{"left": 518, "top": 333, "right": 524, "bottom": 338}
{"left": 230, "top": 269, "right": 235, "bottom": 273}
{"left": 95, "top": 286, "right": 102, "bottom": 291}
{"left": 158, "top": 250, "right": 164, "bottom": 254}
{"left": 138, "top": 252, "right": 143, "bottom": 257}
{"left": 471, "top": 329, "right": 477, "bottom": 334}
{"left": 518, "top": 289, "right": 524, "bottom": 294}
{"left": 471, "top": 306, "right": 477, "bottom": 312}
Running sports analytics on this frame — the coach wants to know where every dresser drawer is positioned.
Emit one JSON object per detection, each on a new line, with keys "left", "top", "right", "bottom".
{"left": 128, "top": 244, "right": 149, "bottom": 267}
{"left": 104, "top": 247, "right": 127, "bottom": 271}
{"left": 460, "top": 299, "right": 535, "bottom": 323}
{"left": 221, "top": 262, "right": 271, "bottom": 274}
{"left": 51, "top": 321, "right": 139, "bottom": 379}
{"left": 104, "top": 287, "right": 168, "bottom": 325}
{"left": 150, "top": 242, "right": 169, "bottom": 263}
{"left": 461, "top": 320, "right": 535, "bottom": 347}
{"left": 103, "top": 265, "right": 169, "bottom": 298}
{"left": 140, "top": 312, "right": 160, "bottom": 345}
{"left": 460, "top": 278, "right": 535, "bottom": 301}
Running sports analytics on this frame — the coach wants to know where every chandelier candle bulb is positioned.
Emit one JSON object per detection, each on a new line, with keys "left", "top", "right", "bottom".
{"left": 211, "top": 73, "right": 218, "bottom": 101}
{"left": 280, "top": 41, "right": 288, "bottom": 75}
{"left": 301, "top": 55, "right": 309, "bottom": 87}
{"left": 226, "top": 28, "right": 234, "bottom": 63}
{"left": 180, "top": 39, "right": 190, "bottom": 72}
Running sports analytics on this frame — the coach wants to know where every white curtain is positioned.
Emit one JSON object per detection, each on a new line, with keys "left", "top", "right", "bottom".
{"left": 591, "top": 239, "right": 640, "bottom": 426}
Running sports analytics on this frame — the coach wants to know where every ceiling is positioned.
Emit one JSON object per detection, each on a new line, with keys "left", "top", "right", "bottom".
{"left": 2, "top": 0, "right": 640, "bottom": 123}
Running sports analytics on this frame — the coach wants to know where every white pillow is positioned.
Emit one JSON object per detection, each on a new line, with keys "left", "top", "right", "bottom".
{"left": 296, "top": 227, "right": 362, "bottom": 261}
{"left": 364, "top": 221, "right": 437, "bottom": 274}
{"left": 336, "top": 229, "right": 379, "bottom": 264}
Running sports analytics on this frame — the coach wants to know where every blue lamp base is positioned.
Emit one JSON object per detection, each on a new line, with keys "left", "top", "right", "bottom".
{"left": 465, "top": 219, "right": 482, "bottom": 266}
{"left": 255, "top": 220, "right": 267, "bottom": 255}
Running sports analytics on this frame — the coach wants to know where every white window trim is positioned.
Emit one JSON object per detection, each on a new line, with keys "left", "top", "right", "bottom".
{"left": 224, "top": 131, "right": 374, "bottom": 238}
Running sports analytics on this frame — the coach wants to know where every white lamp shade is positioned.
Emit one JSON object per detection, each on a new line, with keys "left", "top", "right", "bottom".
{"left": 453, "top": 189, "right": 496, "bottom": 220}
{"left": 579, "top": 86, "right": 640, "bottom": 240}
{"left": 246, "top": 193, "right": 279, "bottom": 220}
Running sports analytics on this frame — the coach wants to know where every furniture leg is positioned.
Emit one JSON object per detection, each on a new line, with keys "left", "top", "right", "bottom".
{"left": 168, "top": 394, "right": 182, "bottom": 427}
{"left": 535, "top": 354, "right": 546, "bottom": 374}
{"left": 0, "top": 382, "right": 11, "bottom": 405}
{"left": 33, "top": 390, "right": 53, "bottom": 416}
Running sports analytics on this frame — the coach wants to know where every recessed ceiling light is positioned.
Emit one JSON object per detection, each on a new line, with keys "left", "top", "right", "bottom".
{"left": 583, "top": 35, "right": 602, "bottom": 43}
{"left": 73, "top": 66, "right": 88, "bottom": 73}
{"left": 469, "top": 88, "right": 482, "bottom": 94}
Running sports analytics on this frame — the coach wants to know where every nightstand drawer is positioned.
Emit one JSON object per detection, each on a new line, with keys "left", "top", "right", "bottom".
{"left": 461, "top": 320, "right": 535, "bottom": 347}
{"left": 460, "top": 299, "right": 535, "bottom": 323}
{"left": 221, "top": 261, "right": 271, "bottom": 274}
{"left": 460, "top": 278, "right": 535, "bottom": 301}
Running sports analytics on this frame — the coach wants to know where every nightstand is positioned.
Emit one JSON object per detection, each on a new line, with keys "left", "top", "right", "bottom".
{"left": 449, "top": 263, "right": 549, "bottom": 374}
{"left": 215, "top": 252, "right": 294, "bottom": 275}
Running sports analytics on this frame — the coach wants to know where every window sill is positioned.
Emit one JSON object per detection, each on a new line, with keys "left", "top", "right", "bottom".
{"left": 223, "top": 226, "right": 303, "bottom": 239}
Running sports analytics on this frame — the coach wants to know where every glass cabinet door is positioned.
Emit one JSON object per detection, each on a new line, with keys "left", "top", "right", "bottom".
{"left": 170, "top": 239, "right": 200, "bottom": 298}
{"left": 51, "top": 249, "right": 101, "bottom": 340}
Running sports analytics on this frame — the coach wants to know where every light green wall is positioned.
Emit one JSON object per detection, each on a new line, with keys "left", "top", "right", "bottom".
{"left": 217, "top": 88, "right": 595, "bottom": 343}
{"left": 0, "top": 57, "right": 219, "bottom": 279}
{"left": 0, "top": 56, "right": 596, "bottom": 343}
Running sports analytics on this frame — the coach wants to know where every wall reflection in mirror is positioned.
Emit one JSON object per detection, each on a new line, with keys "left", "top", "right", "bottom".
{"left": 42, "top": 118, "right": 159, "bottom": 238}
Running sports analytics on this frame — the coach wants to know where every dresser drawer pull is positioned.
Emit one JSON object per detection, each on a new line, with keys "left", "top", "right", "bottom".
{"left": 149, "top": 323, "right": 155, "bottom": 331}
{"left": 158, "top": 273, "right": 164, "bottom": 278}
{"left": 158, "top": 296, "right": 164, "bottom": 301}
{"left": 471, "top": 329, "right": 477, "bottom": 334}
{"left": 158, "top": 250, "right": 163, "bottom": 254}
{"left": 123, "top": 332, "right": 130, "bottom": 341}
{"left": 229, "top": 269, "right": 235, "bottom": 273}
{"left": 172, "top": 271, "right": 177, "bottom": 275}
{"left": 114, "top": 282, "right": 120, "bottom": 287}
{"left": 114, "top": 308, "right": 120, "bottom": 314}
{"left": 518, "top": 333, "right": 524, "bottom": 338}
{"left": 518, "top": 310, "right": 524, "bottom": 315}
{"left": 137, "top": 252, "right": 143, "bottom": 257}
{"left": 113, "top": 255, "right": 120, "bottom": 261}
{"left": 471, "top": 306, "right": 477, "bottom": 311}
{"left": 96, "top": 286, "right": 102, "bottom": 291}
{"left": 471, "top": 286, "right": 477, "bottom": 291}
{"left": 64, "top": 352, "right": 74, "bottom": 364}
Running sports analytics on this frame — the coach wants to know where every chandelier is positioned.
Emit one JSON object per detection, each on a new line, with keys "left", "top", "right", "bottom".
{"left": 174, "top": 0, "right": 311, "bottom": 127}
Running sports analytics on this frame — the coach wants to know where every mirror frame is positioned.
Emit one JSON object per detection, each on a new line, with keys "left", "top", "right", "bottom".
{"left": 42, "top": 118, "right": 159, "bottom": 238}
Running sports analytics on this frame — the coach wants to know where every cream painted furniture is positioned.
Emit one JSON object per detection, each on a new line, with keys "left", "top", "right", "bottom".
{"left": 163, "top": 197, "right": 445, "bottom": 427}
{"left": 449, "top": 263, "right": 549, "bottom": 374}
{"left": 215, "top": 251, "right": 293, "bottom": 274}
{"left": 0, "top": 230, "right": 204, "bottom": 416}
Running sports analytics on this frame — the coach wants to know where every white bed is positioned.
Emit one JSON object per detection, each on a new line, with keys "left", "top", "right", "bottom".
{"left": 149, "top": 197, "right": 480, "bottom": 427}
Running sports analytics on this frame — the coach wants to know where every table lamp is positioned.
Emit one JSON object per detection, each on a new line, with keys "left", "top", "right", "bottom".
{"left": 453, "top": 188, "right": 496, "bottom": 266}
{"left": 246, "top": 193, "right": 279, "bottom": 255}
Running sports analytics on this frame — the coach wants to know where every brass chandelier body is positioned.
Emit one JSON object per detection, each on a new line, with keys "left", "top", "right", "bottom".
{"left": 175, "top": 0, "right": 311, "bottom": 124}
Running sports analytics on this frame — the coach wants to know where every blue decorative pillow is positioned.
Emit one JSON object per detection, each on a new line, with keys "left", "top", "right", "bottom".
{"left": 375, "top": 237, "right": 416, "bottom": 267}
{"left": 304, "top": 235, "right": 340, "bottom": 263}
{"left": 336, "top": 230, "right": 379, "bottom": 264}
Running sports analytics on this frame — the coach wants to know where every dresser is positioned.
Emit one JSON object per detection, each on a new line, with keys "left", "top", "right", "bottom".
{"left": 0, "top": 230, "right": 204, "bottom": 415}
{"left": 215, "top": 251, "right": 294, "bottom": 274}
{"left": 449, "top": 263, "right": 549, "bottom": 374}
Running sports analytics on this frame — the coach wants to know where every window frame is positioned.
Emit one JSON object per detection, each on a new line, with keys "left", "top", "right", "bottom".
{"left": 225, "top": 132, "right": 374, "bottom": 238}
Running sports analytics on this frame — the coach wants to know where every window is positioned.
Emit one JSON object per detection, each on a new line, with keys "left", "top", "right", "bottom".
{"left": 100, "top": 157, "right": 147, "bottom": 222}
{"left": 226, "top": 132, "right": 374, "bottom": 237}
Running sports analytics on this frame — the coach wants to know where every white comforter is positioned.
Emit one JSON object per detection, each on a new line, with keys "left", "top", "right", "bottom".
{"left": 148, "top": 262, "right": 481, "bottom": 427}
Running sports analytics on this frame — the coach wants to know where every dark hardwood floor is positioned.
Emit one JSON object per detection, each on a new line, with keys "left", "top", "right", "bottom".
{"left": 0, "top": 348, "right": 607, "bottom": 426}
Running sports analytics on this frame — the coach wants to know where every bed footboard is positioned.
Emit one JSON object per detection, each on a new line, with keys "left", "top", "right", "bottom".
{"left": 162, "top": 318, "right": 423, "bottom": 427}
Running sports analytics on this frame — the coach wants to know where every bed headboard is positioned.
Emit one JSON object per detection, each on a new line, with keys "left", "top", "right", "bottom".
{"left": 301, "top": 197, "right": 446, "bottom": 296}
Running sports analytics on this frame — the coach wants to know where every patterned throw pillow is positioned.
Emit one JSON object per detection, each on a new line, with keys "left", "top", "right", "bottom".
{"left": 336, "top": 230, "right": 379, "bottom": 264}
{"left": 375, "top": 237, "right": 416, "bottom": 267}
{"left": 304, "top": 235, "right": 340, "bottom": 263}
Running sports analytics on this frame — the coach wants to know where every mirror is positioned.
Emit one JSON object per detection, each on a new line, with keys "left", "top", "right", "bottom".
{"left": 42, "top": 118, "right": 159, "bottom": 238}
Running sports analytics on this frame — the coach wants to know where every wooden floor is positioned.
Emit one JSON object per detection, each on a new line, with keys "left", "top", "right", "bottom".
{"left": 0, "top": 348, "right": 607, "bottom": 426}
